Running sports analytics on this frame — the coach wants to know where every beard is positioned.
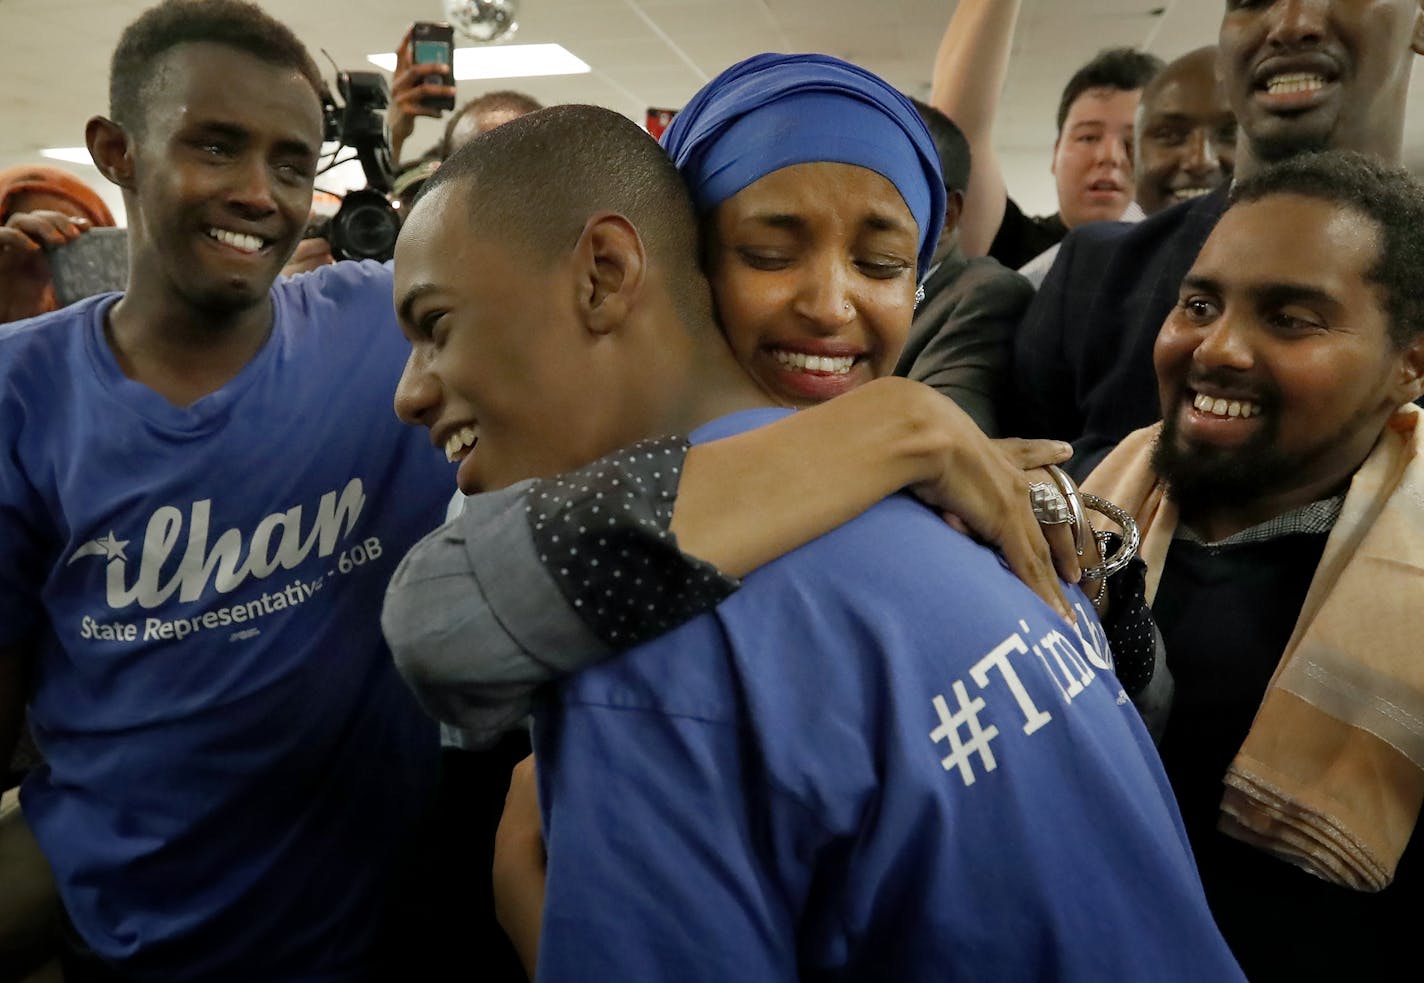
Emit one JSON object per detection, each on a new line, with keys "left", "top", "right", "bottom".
{"left": 1152, "top": 383, "right": 1385, "bottom": 527}
{"left": 1151, "top": 381, "right": 1296, "bottom": 517}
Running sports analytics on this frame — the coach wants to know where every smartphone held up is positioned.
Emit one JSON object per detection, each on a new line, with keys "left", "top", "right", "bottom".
{"left": 411, "top": 22, "right": 456, "bottom": 112}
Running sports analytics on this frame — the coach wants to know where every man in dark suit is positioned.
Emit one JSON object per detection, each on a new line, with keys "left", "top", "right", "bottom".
{"left": 1007, "top": 0, "right": 1424, "bottom": 478}
{"left": 896, "top": 100, "right": 1034, "bottom": 436}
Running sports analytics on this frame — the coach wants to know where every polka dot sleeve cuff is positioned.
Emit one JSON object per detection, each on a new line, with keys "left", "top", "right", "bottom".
{"left": 527, "top": 435, "right": 742, "bottom": 649}
{"left": 1099, "top": 533, "right": 1157, "bottom": 698}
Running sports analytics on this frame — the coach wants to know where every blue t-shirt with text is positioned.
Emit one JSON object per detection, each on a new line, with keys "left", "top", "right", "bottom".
{"left": 0, "top": 262, "right": 451, "bottom": 980}
{"left": 534, "top": 408, "right": 1243, "bottom": 982}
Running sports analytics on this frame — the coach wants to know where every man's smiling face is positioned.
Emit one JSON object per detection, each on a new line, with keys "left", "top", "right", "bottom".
{"left": 1153, "top": 192, "right": 1414, "bottom": 516}
{"left": 125, "top": 42, "right": 322, "bottom": 315}
{"left": 391, "top": 184, "right": 611, "bottom": 494}
{"left": 1219, "top": 0, "right": 1424, "bottom": 165}
{"left": 1135, "top": 48, "right": 1237, "bottom": 214}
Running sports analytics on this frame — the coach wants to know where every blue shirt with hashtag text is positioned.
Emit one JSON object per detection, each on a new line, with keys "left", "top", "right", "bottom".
{"left": 532, "top": 408, "right": 1243, "bottom": 983}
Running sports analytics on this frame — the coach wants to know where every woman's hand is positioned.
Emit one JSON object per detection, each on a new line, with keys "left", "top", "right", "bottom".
{"left": 1017, "top": 465, "right": 1111, "bottom": 617}
{"left": 986, "top": 438, "right": 1086, "bottom": 585}
{"left": 906, "top": 424, "right": 1077, "bottom": 619}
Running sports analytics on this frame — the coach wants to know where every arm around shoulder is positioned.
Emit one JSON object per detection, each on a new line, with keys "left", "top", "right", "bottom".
{"left": 381, "top": 480, "right": 611, "bottom": 746}
{"left": 674, "top": 377, "right": 1073, "bottom": 617}
{"left": 389, "top": 379, "right": 1076, "bottom": 716}
{"left": 672, "top": 378, "right": 963, "bottom": 575}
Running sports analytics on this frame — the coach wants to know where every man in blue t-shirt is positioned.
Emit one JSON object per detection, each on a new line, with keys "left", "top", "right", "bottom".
{"left": 388, "top": 102, "right": 1243, "bottom": 981}
{"left": 0, "top": 2, "right": 453, "bottom": 978}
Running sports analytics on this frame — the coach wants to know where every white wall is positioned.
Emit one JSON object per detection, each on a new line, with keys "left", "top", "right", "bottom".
{"left": 999, "top": 146, "right": 1059, "bottom": 218}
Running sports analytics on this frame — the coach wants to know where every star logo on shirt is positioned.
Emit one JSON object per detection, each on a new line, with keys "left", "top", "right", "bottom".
{"left": 66, "top": 531, "right": 130, "bottom": 566}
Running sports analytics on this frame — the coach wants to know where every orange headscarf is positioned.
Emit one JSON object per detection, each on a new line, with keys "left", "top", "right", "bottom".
{"left": 0, "top": 164, "right": 115, "bottom": 226}
{"left": 0, "top": 165, "right": 116, "bottom": 317}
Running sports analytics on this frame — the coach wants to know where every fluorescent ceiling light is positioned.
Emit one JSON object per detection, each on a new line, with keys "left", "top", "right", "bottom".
{"left": 41, "top": 147, "right": 96, "bottom": 166}
{"left": 366, "top": 43, "right": 589, "bottom": 80}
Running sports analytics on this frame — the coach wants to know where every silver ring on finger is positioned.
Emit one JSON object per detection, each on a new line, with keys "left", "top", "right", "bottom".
{"left": 1028, "top": 481, "right": 1072, "bottom": 526}
{"left": 1044, "top": 465, "right": 1089, "bottom": 556}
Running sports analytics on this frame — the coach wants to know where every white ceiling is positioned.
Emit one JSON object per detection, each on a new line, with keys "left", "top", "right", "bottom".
{"left": 6, "top": 0, "right": 1424, "bottom": 223}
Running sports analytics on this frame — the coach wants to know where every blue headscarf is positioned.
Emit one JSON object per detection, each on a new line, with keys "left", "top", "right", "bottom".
{"left": 661, "top": 52, "right": 946, "bottom": 283}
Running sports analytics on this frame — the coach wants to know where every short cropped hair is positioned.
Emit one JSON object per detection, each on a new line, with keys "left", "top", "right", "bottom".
{"left": 422, "top": 104, "right": 705, "bottom": 322}
{"left": 909, "top": 98, "right": 971, "bottom": 196}
{"left": 110, "top": 0, "right": 324, "bottom": 135}
{"left": 1055, "top": 47, "right": 1164, "bottom": 133}
{"left": 1231, "top": 150, "right": 1424, "bottom": 348}
{"left": 439, "top": 90, "right": 545, "bottom": 158}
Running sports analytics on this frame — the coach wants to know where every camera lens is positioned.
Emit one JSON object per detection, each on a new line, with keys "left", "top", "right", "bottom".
{"left": 329, "top": 188, "right": 401, "bottom": 263}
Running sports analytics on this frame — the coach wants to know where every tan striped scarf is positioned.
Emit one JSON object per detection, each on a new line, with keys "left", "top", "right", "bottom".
{"left": 1084, "top": 406, "right": 1424, "bottom": 891}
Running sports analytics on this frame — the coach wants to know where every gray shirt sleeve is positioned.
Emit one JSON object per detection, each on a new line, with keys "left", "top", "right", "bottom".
{"left": 383, "top": 438, "right": 741, "bottom": 749}
{"left": 382, "top": 479, "right": 612, "bottom": 749}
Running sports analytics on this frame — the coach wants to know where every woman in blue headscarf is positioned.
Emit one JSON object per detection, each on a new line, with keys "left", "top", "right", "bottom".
{"left": 660, "top": 53, "right": 947, "bottom": 407}
{"left": 636, "top": 55, "right": 1098, "bottom": 608}
{"left": 646, "top": 54, "right": 1093, "bottom": 595}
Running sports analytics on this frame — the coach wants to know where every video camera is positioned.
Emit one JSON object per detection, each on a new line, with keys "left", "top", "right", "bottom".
{"left": 310, "top": 70, "right": 402, "bottom": 263}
